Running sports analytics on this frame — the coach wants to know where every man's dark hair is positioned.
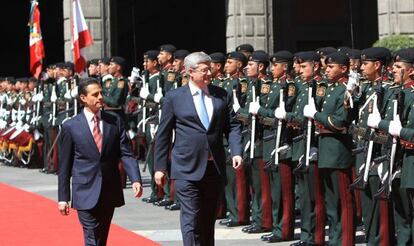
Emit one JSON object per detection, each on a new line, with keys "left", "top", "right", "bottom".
{"left": 78, "top": 77, "right": 101, "bottom": 97}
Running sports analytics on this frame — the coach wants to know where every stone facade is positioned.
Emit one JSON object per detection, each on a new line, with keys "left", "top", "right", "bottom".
{"left": 225, "top": 0, "right": 273, "bottom": 53}
{"left": 377, "top": 0, "right": 414, "bottom": 38}
{"left": 63, "top": 0, "right": 111, "bottom": 62}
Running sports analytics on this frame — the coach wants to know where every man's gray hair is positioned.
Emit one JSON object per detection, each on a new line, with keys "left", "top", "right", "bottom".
{"left": 184, "top": 52, "right": 212, "bottom": 73}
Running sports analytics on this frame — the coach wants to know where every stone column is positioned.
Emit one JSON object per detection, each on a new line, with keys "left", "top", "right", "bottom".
{"left": 378, "top": 0, "right": 414, "bottom": 38}
{"left": 226, "top": 0, "right": 273, "bottom": 53}
{"left": 63, "top": 0, "right": 112, "bottom": 62}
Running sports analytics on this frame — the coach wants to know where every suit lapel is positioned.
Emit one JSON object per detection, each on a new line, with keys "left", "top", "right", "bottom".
{"left": 207, "top": 85, "right": 219, "bottom": 131}
{"left": 79, "top": 112, "right": 100, "bottom": 156}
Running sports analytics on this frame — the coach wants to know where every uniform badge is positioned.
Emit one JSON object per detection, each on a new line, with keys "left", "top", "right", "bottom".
{"left": 288, "top": 84, "right": 296, "bottom": 97}
{"left": 316, "top": 86, "right": 326, "bottom": 97}
{"left": 117, "top": 80, "right": 125, "bottom": 89}
{"left": 167, "top": 71, "right": 176, "bottom": 82}
{"left": 105, "top": 80, "right": 111, "bottom": 88}
{"left": 240, "top": 82, "right": 248, "bottom": 93}
{"left": 368, "top": 101, "right": 373, "bottom": 113}
{"left": 219, "top": 81, "right": 224, "bottom": 87}
{"left": 260, "top": 84, "right": 270, "bottom": 94}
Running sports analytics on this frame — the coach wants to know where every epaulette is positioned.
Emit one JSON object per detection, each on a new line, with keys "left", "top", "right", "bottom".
{"left": 57, "top": 77, "right": 67, "bottom": 85}
{"left": 261, "top": 78, "right": 272, "bottom": 83}
{"left": 239, "top": 77, "right": 247, "bottom": 82}
{"left": 102, "top": 74, "right": 114, "bottom": 81}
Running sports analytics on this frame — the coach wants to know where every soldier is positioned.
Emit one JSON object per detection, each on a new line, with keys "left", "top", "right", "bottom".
{"left": 171, "top": 49, "right": 190, "bottom": 90}
{"left": 157, "top": 44, "right": 177, "bottom": 93}
{"left": 367, "top": 48, "right": 414, "bottom": 245}
{"left": 316, "top": 47, "right": 337, "bottom": 74}
{"left": 138, "top": 50, "right": 164, "bottom": 205}
{"left": 236, "top": 51, "right": 272, "bottom": 233}
{"left": 251, "top": 51, "right": 297, "bottom": 243}
{"left": 349, "top": 49, "right": 362, "bottom": 73}
{"left": 103, "top": 56, "right": 129, "bottom": 187}
{"left": 304, "top": 51, "right": 355, "bottom": 245}
{"left": 209, "top": 52, "right": 225, "bottom": 87}
{"left": 98, "top": 57, "right": 112, "bottom": 85}
{"left": 348, "top": 47, "right": 394, "bottom": 245}
{"left": 276, "top": 51, "right": 327, "bottom": 246}
{"left": 87, "top": 59, "right": 100, "bottom": 78}
{"left": 218, "top": 51, "right": 250, "bottom": 228}
{"left": 236, "top": 43, "right": 254, "bottom": 59}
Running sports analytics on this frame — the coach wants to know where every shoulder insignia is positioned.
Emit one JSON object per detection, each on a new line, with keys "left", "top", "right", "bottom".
{"left": 288, "top": 84, "right": 296, "bottom": 97}
{"left": 240, "top": 82, "right": 248, "bottom": 93}
{"left": 117, "top": 80, "right": 125, "bottom": 89}
{"left": 316, "top": 86, "right": 326, "bottom": 97}
{"left": 260, "top": 83, "right": 270, "bottom": 94}
{"left": 219, "top": 81, "right": 224, "bottom": 87}
{"left": 239, "top": 77, "right": 247, "bottom": 82}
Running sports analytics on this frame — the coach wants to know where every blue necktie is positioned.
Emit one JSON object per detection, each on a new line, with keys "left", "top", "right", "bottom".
{"left": 197, "top": 89, "right": 210, "bottom": 130}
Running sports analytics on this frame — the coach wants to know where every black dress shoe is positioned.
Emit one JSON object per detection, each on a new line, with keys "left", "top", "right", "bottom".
{"left": 142, "top": 196, "right": 160, "bottom": 203}
{"left": 241, "top": 224, "right": 254, "bottom": 232}
{"left": 246, "top": 225, "right": 271, "bottom": 234}
{"left": 154, "top": 199, "right": 173, "bottom": 207}
{"left": 226, "top": 220, "right": 247, "bottom": 227}
{"left": 261, "top": 232, "right": 274, "bottom": 240}
{"left": 166, "top": 203, "right": 180, "bottom": 210}
{"left": 218, "top": 219, "right": 230, "bottom": 226}
{"left": 265, "top": 234, "right": 283, "bottom": 243}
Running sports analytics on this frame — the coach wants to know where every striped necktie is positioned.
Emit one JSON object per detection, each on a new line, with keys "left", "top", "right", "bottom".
{"left": 93, "top": 115, "right": 102, "bottom": 153}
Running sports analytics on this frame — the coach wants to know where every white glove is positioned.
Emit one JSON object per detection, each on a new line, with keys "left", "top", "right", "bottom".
{"left": 154, "top": 88, "right": 163, "bottom": 103}
{"left": 248, "top": 101, "right": 260, "bottom": 115}
{"left": 50, "top": 87, "right": 57, "bottom": 103}
{"left": 64, "top": 90, "right": 72, "bottom": 100}
{"left": 0, "top": 94, "right": 5, "bottom": 103}
{"left": 233, "top": 96, "right": 240, "bottom": 113}
{"left": 150, "top": 124, "right": 157, "bottom": 139}
{"left": 70, "top": 86, "right": 78, "bottom": 98}
{"left": 19, "top": 97, "right": 27, "bottom": 106}
{"left": 128, "top": 129, "right": 136, "bottom": 139}
{"left": 347, "top": 71, "right": 359, "bottom": 92}
{"left": 23, "top": 123, "right": 30, "bottom": 132}
{"left": 139, "top": 86, "right": 150, "bottom": 100}
{"left": 367, "top": 112, "right": 381, "bottom": 128}
{"left": 275, "top": 101, "right": 287, "bottom": 120}
{"left": 129, "top": 67, "right": 140, "bottom": 83}
{"left": 15, "top": 121, "right": 24, "bottom": 130}
{"left": 303, "top": 99, "right": 317, "bottom": 119}
{"left": 36, "top": 92, "right": 44, "bottom": 102}
{"left": 388, "top": 120, "right": 402, "bottom": 137}
{"left": 6, "top": 95, "right": 13, "bottom": 105}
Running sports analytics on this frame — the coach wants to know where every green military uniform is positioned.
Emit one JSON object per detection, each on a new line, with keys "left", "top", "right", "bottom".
{"left": 312, "top": 57, "right": 355, "bottom": 244}
{"left": 285, "top": 51, "right": 327, "bottom": 246}
{"left": 351, "top": 47, "right": 394, "bottom": 245}
{"left": 256, "top": 51, "right": 297, "bottom": 242}
{"left": 102, "top": 76, "right": 128, "bottom": 121}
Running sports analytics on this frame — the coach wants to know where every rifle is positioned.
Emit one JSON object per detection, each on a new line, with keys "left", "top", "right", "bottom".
{"left": 350, "top": 66, "right": 386, "bottom": 190}
{"left": 374, "top": 88, "right": 404, "bottom": 199}
{"left": 140, "top": 70, "right": 148, "bottom": 134}
{"left": 50, "top": 85, "right": 57, "bottom": 126}
{"left": 73, "top": 75, "right": 79, "bottom": 116}
{"left": 249, "top": 84, "right": 257, "bottom": 165}
{"left": 294, "top": 78, "right": 316, "bottom": 174}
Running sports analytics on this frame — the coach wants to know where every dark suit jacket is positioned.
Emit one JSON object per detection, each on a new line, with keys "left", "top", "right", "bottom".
{"left": 58, "top": 110, "right": 141, "bottom": 210}
{"left": 154, "top": 84, "right": 242, "bottom": 181}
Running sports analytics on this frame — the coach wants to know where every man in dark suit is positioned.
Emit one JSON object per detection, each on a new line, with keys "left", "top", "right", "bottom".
{"left": 154, "top": 52, "right": 243, "bottom": 246}
{"left": 58, "top": 77, "right": 143, "bottom": 246}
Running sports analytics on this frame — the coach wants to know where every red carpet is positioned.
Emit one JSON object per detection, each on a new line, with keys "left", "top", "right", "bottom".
{"left": 0, "top": 183, "right": 159, "bottom": 246}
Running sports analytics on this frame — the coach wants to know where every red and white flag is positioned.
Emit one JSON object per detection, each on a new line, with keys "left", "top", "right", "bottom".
{"left": 29, "top": 0, "right": 45, "bottom": 79}
{"left": 72, "top": 0, "right": 93, "bottom": 74}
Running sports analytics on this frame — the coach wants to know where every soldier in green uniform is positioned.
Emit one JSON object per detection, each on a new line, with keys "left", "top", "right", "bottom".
{"left": 138, "top": 50, "right": 164, "bottom": 205}
{"left": 349, "top": 47, "right": 394, "bottom": 245}
{"left": 367, "top": 48, "right": 414, "bottom": 245}
{"left": 304, "top": 52, "right": 355, "bottom": 245}
{"left": 209, "top": 52, "right": 226, "bottom": 87}
{"left": 103, "top": 56, "right": 129, "bottom": 186}
{"left": 158, "top": 44, "right": 177, "bottom": 93}
{"left": 218, "top": 51, "right": 250, "bottom": 228}
{"left": 316, "top": 47, "right": 337, "bottom": 74}
{"left": 87, "top": 59, "right": 100, "bottom": 79}
{"left": 98, "top": 57, "right": 112, "bottom": 85}
{"left": 252, "top": 51, "right": 296, "bottom": 243}
{"left": 276, "top": 51, "right": 327, "bottom": 246}
{"left": 236, "top": 51, "right": 272, "bottom": 233}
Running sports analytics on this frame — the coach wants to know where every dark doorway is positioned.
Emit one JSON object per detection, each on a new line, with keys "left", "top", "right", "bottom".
{"left": 0, "top": 1, "right": 64, "bottom": 77}
{"left": 111, "top": 0, "right": 227, "bottom": 73}
{"left": 273, "top": 0, "right": 379, "bottom": 52}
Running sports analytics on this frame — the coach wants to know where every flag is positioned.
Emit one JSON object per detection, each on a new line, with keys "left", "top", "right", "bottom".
{"left": 72, "top": 0, "right": 93, "bottom": 74}
{"left": 29, "top": 0, "right": 45, "bottom": 79}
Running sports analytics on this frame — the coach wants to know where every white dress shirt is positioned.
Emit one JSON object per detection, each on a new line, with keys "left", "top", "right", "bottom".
{"left": 83, "top": 108, "right": 103, "bottom": 135}
{"left": 188, "top": 81, "right": 213, "bottom": 123}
